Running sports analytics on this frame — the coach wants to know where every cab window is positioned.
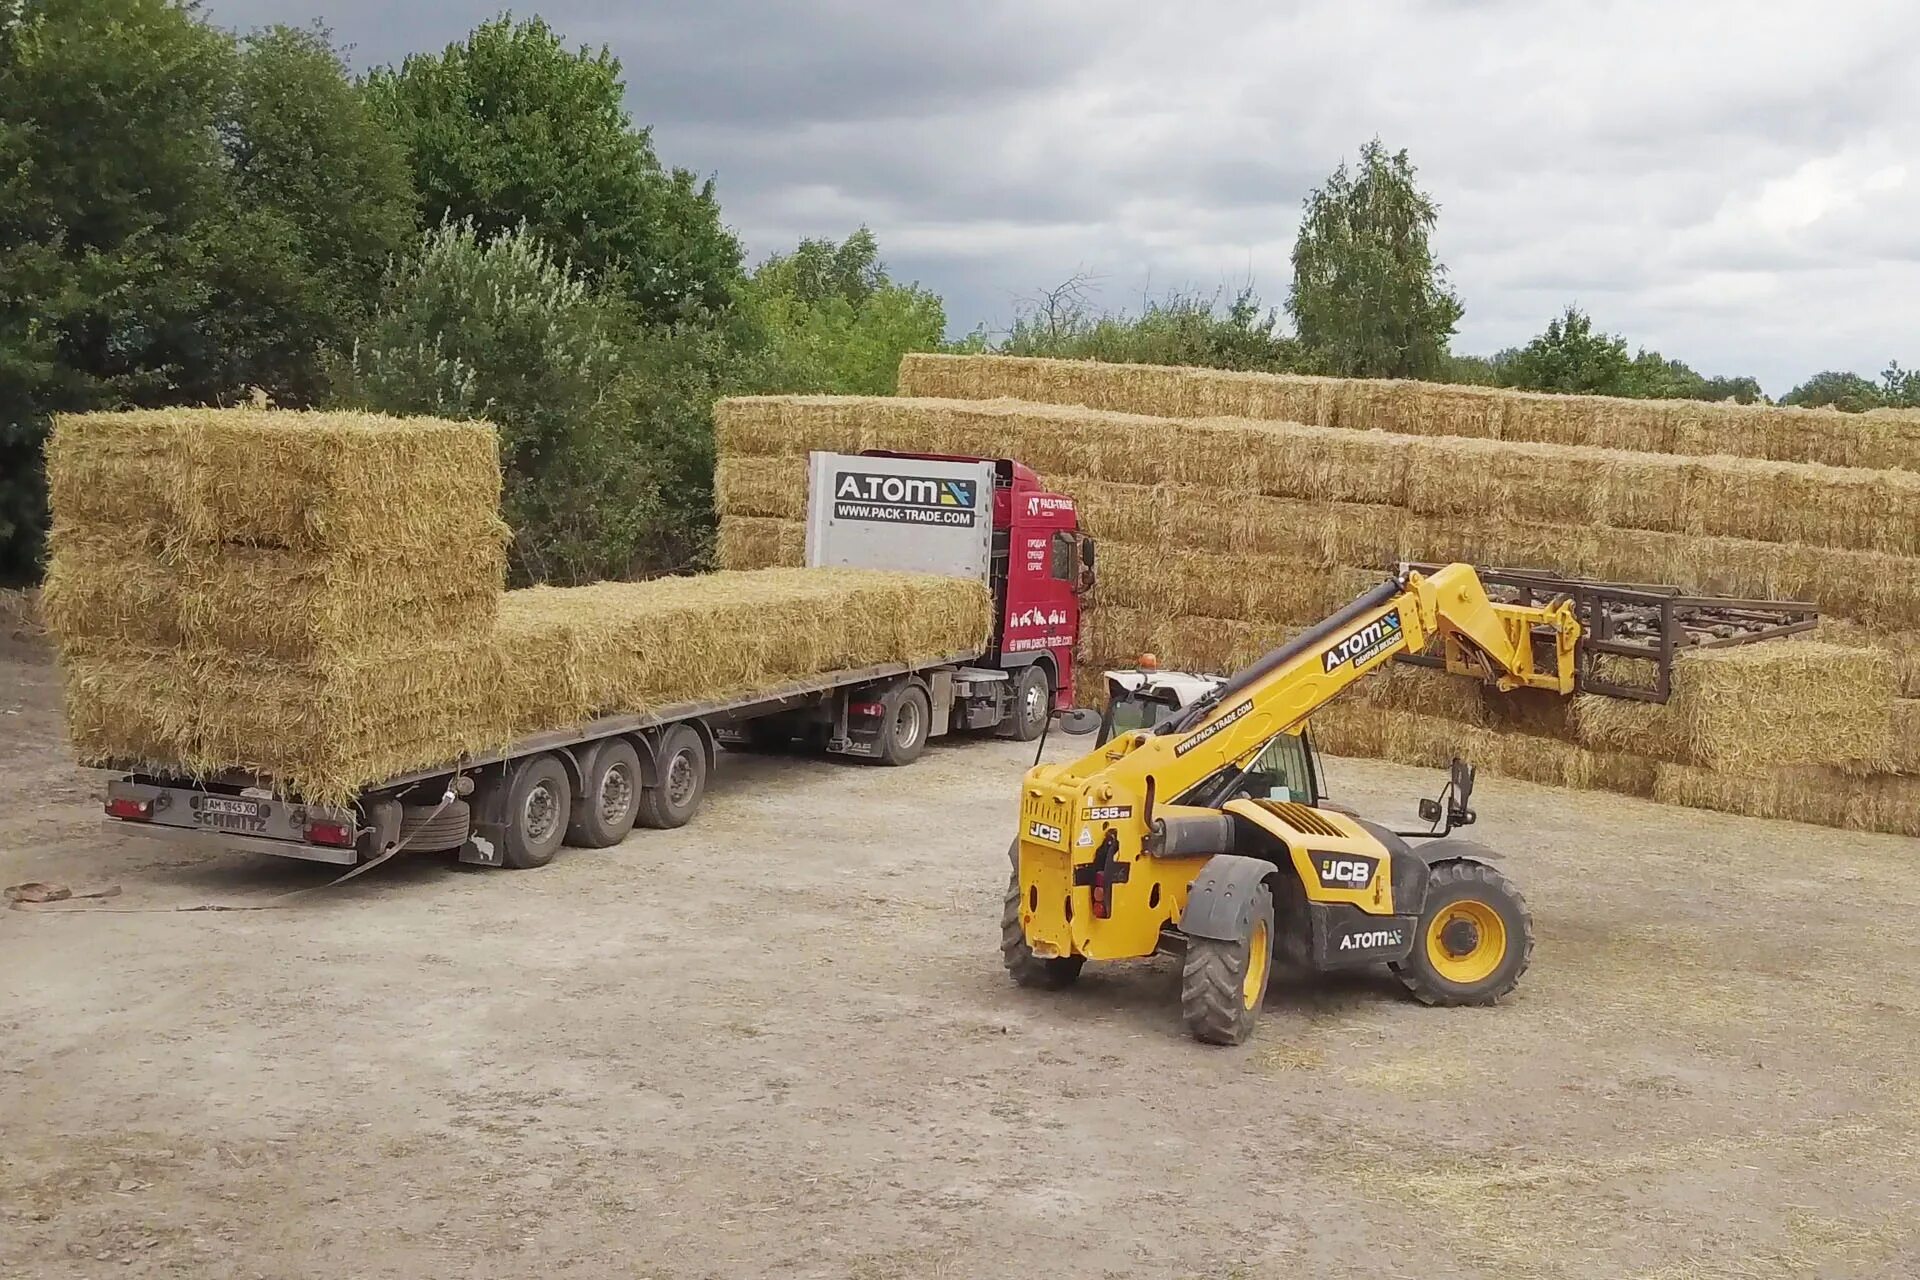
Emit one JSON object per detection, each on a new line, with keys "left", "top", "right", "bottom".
{"left": 1049, "top": 531, "right": 1074, "bottom": 580}
{"left": 1243, "top": 731, "right": 1315, "bottom": 804}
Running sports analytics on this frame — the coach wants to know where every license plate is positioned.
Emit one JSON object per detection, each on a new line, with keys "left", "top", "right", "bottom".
{"left": 197, "top": 796, "right": 265, "bottom": 818}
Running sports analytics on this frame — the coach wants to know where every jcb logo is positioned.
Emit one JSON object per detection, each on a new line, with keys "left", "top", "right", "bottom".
{"left": 1028, "top": 820, "right": 1063, "bottom": 844}
{"left": 1316, "top": 855, "right": 1378, "bottom": 888}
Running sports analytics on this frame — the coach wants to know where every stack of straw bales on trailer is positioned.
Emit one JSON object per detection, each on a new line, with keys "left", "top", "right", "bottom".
{"left": 711, "top": 354, "right": 1920, "bottom": 836}
{"left": 43, "top": 409, "right": 990, "bottom": 808}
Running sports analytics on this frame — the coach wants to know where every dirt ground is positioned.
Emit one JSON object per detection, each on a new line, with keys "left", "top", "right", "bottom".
{"left": 3, "top": 630, "right": 1918, "bottom": 1280}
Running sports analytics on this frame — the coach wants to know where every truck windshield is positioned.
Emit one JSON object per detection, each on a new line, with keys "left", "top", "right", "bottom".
{"left": 1100, "top": 693, "right": 1173, "bottom": 744}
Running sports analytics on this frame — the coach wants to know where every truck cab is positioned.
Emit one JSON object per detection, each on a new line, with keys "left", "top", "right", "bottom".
{"left": 801, "top": 449, "right": 1094, "bottom": 730}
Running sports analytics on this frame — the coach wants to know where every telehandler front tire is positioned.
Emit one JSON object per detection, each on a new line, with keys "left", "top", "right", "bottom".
{"left": 1390, "top": 859, "right": 1533, "bottom": 1007}
{"left": 1000, "top": 868, "right": 1083, "bottom": 989}
{"left": 1180, "top": 880, "right": 1276, "bottom": 1046}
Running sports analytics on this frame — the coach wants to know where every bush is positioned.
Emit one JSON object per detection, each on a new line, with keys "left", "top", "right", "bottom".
{"left": 330, "top": 221, "right": 723, "bottom": 583}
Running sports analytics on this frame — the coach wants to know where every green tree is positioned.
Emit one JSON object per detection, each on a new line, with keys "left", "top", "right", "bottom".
{"left": 999, "top": 278, "right": 1303, "bottom": 372}
{"left": 738, "top": 228, "right": 947, "bottom": 394}
{"left": 1288, "top": 139, "right": 1462, "bottom": 378}
{"left": 331, "top": 221, "right": 724, "bottom": 582}
{"left": 1497, "top": 307, "right": 1637, "bottom": 395}
{"left": 1878, "top": 361, "right": 1920, "bottom": 408}
{"left": 1781, "top": 370, "right": 1886, "bottom": 412}
{"left": 1627, "top": 350, "right": 1762, "bottom": 403}
{"left": 366, "top": 16, "right": 740, "bottom": 323}
{"left": 0, "top": 0, "right": 236, "bottom": 582}
{"left": 206, "top": 24, "right": 417, "bottom": 402}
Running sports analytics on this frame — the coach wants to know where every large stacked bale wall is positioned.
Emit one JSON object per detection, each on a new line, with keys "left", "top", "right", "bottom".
{"left": 45, "top": 410, "right": 991, "bottom": 808}
{"left": 898, "top": 353, "right": 1920, "bottom": 473}
{"left": 714, "top": 387, "right": 1920, "bottom": 837}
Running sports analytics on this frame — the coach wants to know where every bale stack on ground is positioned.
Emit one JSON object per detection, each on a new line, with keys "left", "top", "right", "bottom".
{"left": 713, "top": 366, "right": 1920, "bottom": 837}
{"left": 898, "top": 353, "right": 1920, "bottom": 472}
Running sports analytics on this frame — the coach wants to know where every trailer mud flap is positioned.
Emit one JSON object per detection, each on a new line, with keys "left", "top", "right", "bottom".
{"left": 460, "top": 821, "right": 507, "bottom": 866}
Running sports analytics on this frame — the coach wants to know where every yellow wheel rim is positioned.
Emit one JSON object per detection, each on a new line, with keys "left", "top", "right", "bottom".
{"left": 1243, "top": 920, "right": 1271, "bottom": 1008}
{"left": 1425, "top": 900, "right": 1506, "bottom": 986}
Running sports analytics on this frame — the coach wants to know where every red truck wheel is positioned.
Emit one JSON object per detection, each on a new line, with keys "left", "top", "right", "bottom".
{"left": 1005, "top": 665, "right": 1052, "bottom": 742}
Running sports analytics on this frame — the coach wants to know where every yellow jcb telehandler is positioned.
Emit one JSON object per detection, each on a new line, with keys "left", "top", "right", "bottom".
{"left": 1004, "top": 562, "right": 1576, "bottom": 1045}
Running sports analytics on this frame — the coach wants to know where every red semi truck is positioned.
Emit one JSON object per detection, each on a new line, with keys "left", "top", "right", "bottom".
{"left": 101, "top": 450, "right": 1097, "bottom": 869}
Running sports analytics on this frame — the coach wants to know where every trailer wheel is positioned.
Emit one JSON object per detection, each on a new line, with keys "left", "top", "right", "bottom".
{"left": 636, "top": 723, "right": 707, "bottom": 829}
{"left": 1004, "top": 664, "right": 1052, "bottom": 741}
{"left": 876, "top": 683, "right": 931, "bottom": 766}
{"left": 565, "top": 739, "right": 642, "bottom": 848}
{"left": 502, "top": 754, "right": 570, "bottom": 869}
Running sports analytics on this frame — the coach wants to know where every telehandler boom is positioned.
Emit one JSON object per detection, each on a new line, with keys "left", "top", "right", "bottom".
{"left": 1002, "top": 562, "right": 1582, "bottom": 1045}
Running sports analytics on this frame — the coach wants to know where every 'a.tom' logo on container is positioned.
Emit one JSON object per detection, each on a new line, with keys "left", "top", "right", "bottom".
{"left": 833, "top": 471, "right": 979, "bottom": 526}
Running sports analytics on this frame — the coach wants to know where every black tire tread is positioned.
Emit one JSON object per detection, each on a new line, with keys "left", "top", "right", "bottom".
{"left": 1179, "top": 881, "right": 1274, "bottom": 1046}
{"left": 565, "top": 740, "right": 641, "bottom": 849}
{"left": 501, "top": 755, "right": 569, "bottom": 870}
{"left": 398, "top": 799, "right": 470, "bottom": 853}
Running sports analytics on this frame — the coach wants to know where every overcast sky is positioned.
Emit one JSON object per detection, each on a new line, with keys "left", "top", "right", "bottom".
{"left": 210, "top": 0, "right": 1920, "bottom": 394}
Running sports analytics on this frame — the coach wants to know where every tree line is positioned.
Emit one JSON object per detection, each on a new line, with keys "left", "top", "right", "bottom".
{"left": 2, "top": 3, "right": 1909, "bottom": 587}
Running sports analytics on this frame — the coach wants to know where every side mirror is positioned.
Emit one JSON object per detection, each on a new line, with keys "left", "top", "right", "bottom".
{"left": 1077, "top": 536, "right": 1097, "bottom": 592}
{"left": 1058, "top": 708, "right": 1102, "bottom": 736}
{"left": 1418, "top": 797, "right": 1442, "bottom": 823}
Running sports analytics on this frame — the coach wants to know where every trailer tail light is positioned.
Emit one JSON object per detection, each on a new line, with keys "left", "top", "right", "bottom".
{"left": 306, "top": 819, "right": 355, "bottom": 848}
{"left": 849, "top": 700, "right": 886, "bottom": 718}
{"left": 106, "top": 797, "right": 153, "bottom": 821}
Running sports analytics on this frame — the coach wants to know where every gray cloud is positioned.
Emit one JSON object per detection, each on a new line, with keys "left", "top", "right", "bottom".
{"left": 210, "top": 0, "right": 1920, "bottom": 393}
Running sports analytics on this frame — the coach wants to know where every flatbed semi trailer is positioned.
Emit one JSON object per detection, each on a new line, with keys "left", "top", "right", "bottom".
{"left": 100, "top": 451, "right": 1096, "bottom": 869}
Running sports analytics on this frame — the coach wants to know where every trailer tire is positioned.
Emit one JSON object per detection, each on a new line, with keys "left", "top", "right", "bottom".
{"left": 502, "top": 754, "right": 570, "bottom": 869}
{"left": 398, "top": 799, "right": 471, "bottom": 854}
{"left": 876, "top": 683, "right": 931, "bottom": 766}
{"left": 1004, "top": 663, "right": 1052, "bottom": 741}
{"left": 565, "top": 739, "right": 642, "bottom": 848}
{"left": 636, "top": 723, "right": 707, "bottom": 829}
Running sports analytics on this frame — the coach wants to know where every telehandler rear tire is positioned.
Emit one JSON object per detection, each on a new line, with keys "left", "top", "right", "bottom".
{"left": 1180, "top": 881, "right": 1276, "bottom": 1046}
{"left": 1000, "top": 869, "right": 1083, "bottom": 989}
{"left": 1390, "top": 859, "right": 1533, "bottom": 1007}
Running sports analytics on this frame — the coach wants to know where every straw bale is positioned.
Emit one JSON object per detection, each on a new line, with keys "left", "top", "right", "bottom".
{"left": 1893, "top": 701, "right": 1920, "bottom": 775}
{"left": 1344, "top": 662, "right": 1493, "bottom": 727}
{"left": 60, "top": 634, "right": 505, "bottom": 808}
{"left": 47, "top": 408, "right": 506, "bottom": 554}
{"left": 715, "top": 516, "right": 805, "bottom": 570}
{"left": 42, "top": 534, "right": 502, "bottom": 660}
{"left": 897, "top": 353, "right": 1920, "bottom": 473}
{"left": 1093, "top": 544, "right": 1386, "bottom": 628}
{"left": 1483, "top": 687, "right": 1579, "bottom": 739}
{"left": 500, "top": 569, "right": 991, "bottom": 725}
{"left": 1308, "top": 704, "right": 1657, "bottom": 797}
{"left": 1573, "top": 642, "right": 1894, "bottom": 775}
{"left": 1805, "top": 622, "right": 1920, "bottom": 698}
{"left": 1151, "top": 613, "right": 1276, "bottom": 677}
{"left": 1651, "top": 764, "right": 1920, "bottom": 837}
{"left": 714, "top": 455, "right": 808, "bottom": 521}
